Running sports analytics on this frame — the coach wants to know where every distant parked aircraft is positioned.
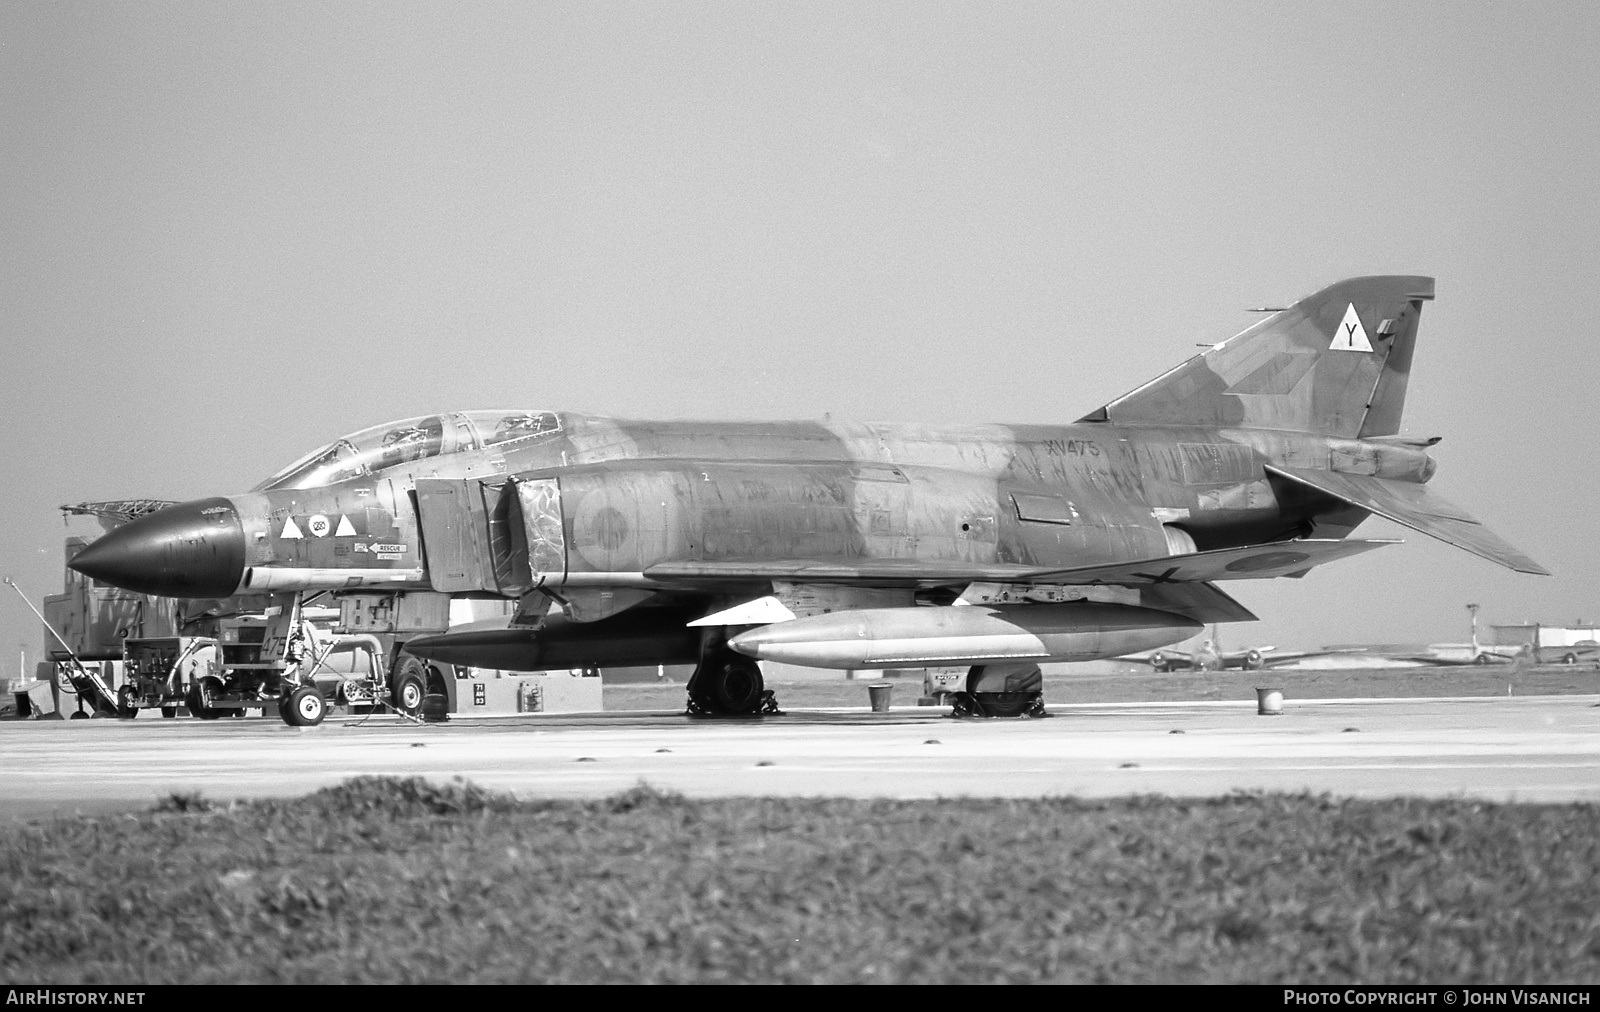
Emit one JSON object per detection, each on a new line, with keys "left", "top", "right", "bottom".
{"left": 1295, "top": 644, "right": 1517, "bottom": 668}
{"left": 1140, "top": 639, "right": 1270, "bottom": 671}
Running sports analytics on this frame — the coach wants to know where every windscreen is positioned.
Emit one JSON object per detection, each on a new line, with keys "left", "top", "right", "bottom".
{"left": 251, "top": 411, "right": 562, "bottom": 491}
{"left": 252, "top": 415, "right": 451, "bottom": 491}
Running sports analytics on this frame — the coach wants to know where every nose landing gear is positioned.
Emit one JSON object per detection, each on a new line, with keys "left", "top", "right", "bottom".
{"left": 280, "top": 686, "right": 328, "bottom": 727}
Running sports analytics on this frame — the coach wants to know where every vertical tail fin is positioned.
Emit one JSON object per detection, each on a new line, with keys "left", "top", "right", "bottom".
{"left": 1082, "top": 275, "right": 1434, "bottom": 437}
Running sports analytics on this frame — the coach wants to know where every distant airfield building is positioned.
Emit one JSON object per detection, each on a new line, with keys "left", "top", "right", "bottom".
{"left": 1490, "top": 623, "right": 1600, "bottom": 664}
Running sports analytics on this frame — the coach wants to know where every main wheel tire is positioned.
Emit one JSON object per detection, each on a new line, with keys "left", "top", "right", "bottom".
{"left": 967, "top": 663, "right": 1043, "bottom": 694}
{"left": 1563, "top": 653, "right": 1578, "bottom": 665}
{"left": 390, "top": 655, "right": 428, "bottom": 715}
{"left": 971, "top": 691, "right": 1041, "bottom": 717}
{"left": 117, "top": 685, "right": 140, "bottom": 719}
{"left": 1474, "top": 654, "right": 1492, "bottom": 665}
{"left": 688, "top": 654, "right": 766, "bottom": 715}
{"left": 712, "top": 656, "right": 764, "bottom": 714}
{"left": 286, "top": 686, "right": 327, "bottom": 727}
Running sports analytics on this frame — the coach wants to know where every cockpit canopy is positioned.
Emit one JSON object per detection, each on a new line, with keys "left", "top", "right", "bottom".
{"left": 251, "top": 410, "right": 561, "bottom": 491}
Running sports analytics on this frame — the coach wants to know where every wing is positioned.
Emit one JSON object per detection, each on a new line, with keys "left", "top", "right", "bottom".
{"left": 1022, "top": 538, "right": 1396, "bottom": 584}
{"left": 1252, "top": 650, "right": 1319, "bottom": 667}
{"left": 1266, "top": 465, "right": 1549, "bottom": 575}
{"left": 644, "top": 539, "right": 1393, "bottom": 589}
{"left": 1122, "top": 649, "right": 1194, "bottom": 667}
{"left": 642, "top": 557, "right": 1039, "bottom": 588}
{"left": 1218, "top": 649, "right": 1264, "bottom": 666}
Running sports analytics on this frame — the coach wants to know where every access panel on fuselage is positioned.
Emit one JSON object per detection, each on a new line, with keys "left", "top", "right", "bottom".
{"left": 416, "top": 478, "right": 534, "bottom": 595}
{"left": 415, "top": 479, "right": 492, "bottom": 593}
{"left": 1002, "top": 482, "right": 1169, "bottom": 569}
{"left": 688, "top": 463, "right": 871, "bottom": 562}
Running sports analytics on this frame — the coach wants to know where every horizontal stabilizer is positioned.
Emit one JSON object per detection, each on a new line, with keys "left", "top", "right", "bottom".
{"left": 1266, "top": 465, "right": 1549, "bottom": 576}
{"left": 1026, "top": 538, "right": 1396, "bottom": 585}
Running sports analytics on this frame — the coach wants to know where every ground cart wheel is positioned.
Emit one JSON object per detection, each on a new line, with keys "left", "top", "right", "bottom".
{"left": 116, "top": 684, "right": 140, "bottom": 719}
{"left": 186, "top": 677, "right": 226, "bottom": 720}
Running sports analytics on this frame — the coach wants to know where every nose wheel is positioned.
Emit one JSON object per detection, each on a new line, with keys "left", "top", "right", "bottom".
{"left": 280, "top": 686, "right": 327, "bottom": 727}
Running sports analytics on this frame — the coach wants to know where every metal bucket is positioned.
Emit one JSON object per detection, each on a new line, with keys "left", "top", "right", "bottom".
{"left": 14, "top": 682, "right": 56, "bottom": 718}
{"left": 1255, "top": 687, "right": 1283, "bottom": 716}
{"left": 868, "top": 682, "right": 893, "bottom": 713}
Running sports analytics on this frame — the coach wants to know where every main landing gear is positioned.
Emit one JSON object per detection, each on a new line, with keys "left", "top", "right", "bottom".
{"left": 950, "top": 663, "right": 1047, "bottom": 718}
{"left": 685, "top": 647, "right": 782, "bottom": 717}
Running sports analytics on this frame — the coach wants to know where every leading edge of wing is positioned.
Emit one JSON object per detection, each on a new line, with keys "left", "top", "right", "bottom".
{"left": 643, "top": 539, "right": 1393, "bottom": 589}
{"left": 1023, "top": 538, "right": 1398, "bottom": 584}
{"left": 641, "top": 558, "right": 1038, "bottom": 587}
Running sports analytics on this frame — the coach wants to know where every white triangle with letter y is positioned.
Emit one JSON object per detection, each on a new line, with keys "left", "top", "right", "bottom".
{"left": 1330, "top": 303, "right": 1374, "bottom": 352}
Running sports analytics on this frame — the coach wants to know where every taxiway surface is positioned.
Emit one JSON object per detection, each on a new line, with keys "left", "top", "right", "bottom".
{"left": 2, "top": 695, "right": 1597, "bottom": 821}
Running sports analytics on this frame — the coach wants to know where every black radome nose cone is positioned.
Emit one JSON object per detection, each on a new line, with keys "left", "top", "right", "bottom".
{"left": 68, "top": 497, "right": 246, "bottom": 598}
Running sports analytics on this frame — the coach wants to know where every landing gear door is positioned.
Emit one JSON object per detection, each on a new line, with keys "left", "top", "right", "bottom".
{"left": 516, "top": 477, "right": 567, "bottom": 587}
{"left": 416, "top": 479, "right": 493, "bottom": 593}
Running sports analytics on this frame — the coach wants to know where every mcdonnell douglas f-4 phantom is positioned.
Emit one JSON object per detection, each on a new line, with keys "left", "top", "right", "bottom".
{"left": 70, "top": 276, "right": 1546, "bottom": 718}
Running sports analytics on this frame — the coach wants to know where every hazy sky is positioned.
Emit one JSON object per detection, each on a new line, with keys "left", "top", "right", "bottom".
{"left": 5, "top": 2, "right": 1599, "bottom": 675}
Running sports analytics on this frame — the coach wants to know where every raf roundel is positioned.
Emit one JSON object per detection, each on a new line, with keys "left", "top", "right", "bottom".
{"left": 306, "top": 514, "right": 331, "bottom": 538}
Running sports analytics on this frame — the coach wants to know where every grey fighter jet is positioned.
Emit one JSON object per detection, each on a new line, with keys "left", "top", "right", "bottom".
{"left": 70, "top": 276, "right": 1546, "bottom": 717}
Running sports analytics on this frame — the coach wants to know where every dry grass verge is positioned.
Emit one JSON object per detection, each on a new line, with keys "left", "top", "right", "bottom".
{"left": 2, "top": 778, "right": 1597, "bottom": 984}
